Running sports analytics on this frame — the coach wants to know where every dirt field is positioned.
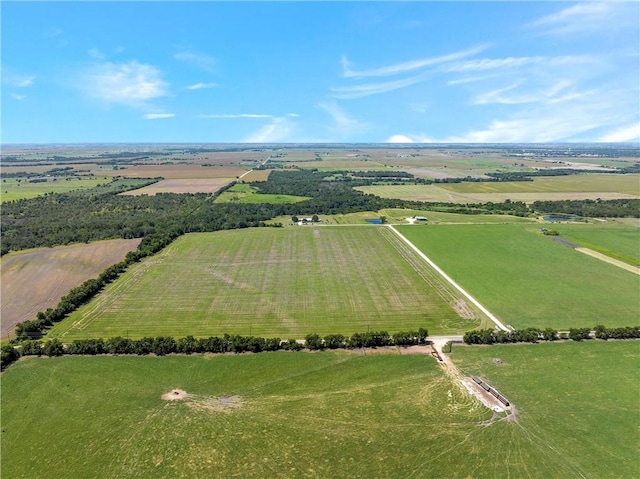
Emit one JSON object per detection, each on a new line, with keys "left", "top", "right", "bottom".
{"left": 0, "top": 239, "right": 141, "bottom": 338}
{"left": 120, "top": 178, "right": 233, "bottom": 195}
{"left": 100, "top": 165, "right": 248, "bottom": 179}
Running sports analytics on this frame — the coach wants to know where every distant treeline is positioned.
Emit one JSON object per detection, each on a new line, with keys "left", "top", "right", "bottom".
{"left": 532, "top": 199, "right": 640, "bottom": 218}
{"left": 1, "top": 328, "right": 429, "bottom": 370}
{"left": 463, "top": 325, "right": 640, "bottom": 344}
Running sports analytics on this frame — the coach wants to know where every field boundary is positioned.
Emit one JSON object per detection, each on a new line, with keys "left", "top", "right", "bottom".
{"left": 387, "top": 225, "right": 509, "bottom": 332}
{"left": 575, "top": 247, "right": 640, "bottom": 275}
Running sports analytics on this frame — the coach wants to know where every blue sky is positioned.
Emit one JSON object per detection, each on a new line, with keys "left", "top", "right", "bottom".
{"left": 2, "top": 1, "right": 639, "bottom": 144}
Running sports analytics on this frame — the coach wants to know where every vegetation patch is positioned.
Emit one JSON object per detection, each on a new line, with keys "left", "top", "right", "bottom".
{"left": 1, "top": 176, "right": 110, "bottom": 202}
{"left": 121, "top": 178, "right": 233, "bottom": 195}
{"left": 214, "top": 183, "right": 310, "bottom": 204}
{"left": 397, "top": 223, "right": 640, "bottom": 329}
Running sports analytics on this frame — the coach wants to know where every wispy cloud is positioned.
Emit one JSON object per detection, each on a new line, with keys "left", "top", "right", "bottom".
{"left": 318, "top": 101, "right": 368, "bottom": 138}
{"left": 3, "top": 73, "right": 35, "bottom": 88}
{"left": 186, "top": 82, "right": 218, "bottom": 90}
{"left": 11, "top": 93, "right": 26, "bottom": 101}
{"left": 199, "top": 113, "right": 273, "bottom": 119}
{"left": 244, "top": 117, "right": 296, "bottom": 143}
{"left": 144, "top": 113, "right": 175, "bottom": 120}
{"left": 526, "top": 3, "right": 636, "bottom": 36}
{"left": 174, "top": 50, "right": 216, "bottom": 72}
{"left": 330, "top": 73, "right": 428, "bottom": 99}
{"left": 341, "top": 45, "right": 487, "bottom": 78}
{"left": 83, "top": 61, "right": 169, "bottom": 105}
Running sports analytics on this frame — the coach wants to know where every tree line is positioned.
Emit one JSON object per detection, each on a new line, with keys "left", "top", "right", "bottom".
{"left": 1, "top": 328, "right": 429, "bottom": 370}
{"left": 463, "top": 325, "right": 640, "bottom": 344}
{"left": 532, "top": 199, "right": 640, "bottom": 218}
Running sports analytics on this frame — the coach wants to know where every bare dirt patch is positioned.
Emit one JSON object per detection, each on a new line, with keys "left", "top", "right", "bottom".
{"left": 101, "top": 165, "right": 247, "bottom": 179}
{"left": 453, "top": 299, "right": 478, "bottom": 320}
{"left": 1, "top": 239, "right": 141, "bottom": 338}
{"left": 162, "top": 389, "right": 189, "bottom": 401}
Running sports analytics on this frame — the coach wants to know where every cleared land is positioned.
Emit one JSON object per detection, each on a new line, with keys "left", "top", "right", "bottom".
{"left": 356, "top": 173, "right": 640, "bottom": 204}
{"left": 397, "top": 224, "right": 640, "bottom": 330}
{"left": 49, "top": 227, "right": 487, "bottom": 340}
{"left": 120, "top": 178, "right": 233, "bottom": 195}
{"left": 0, "top": 239, "right": 141, "bottom": 338}
{"left": 214, "top": 183, "right": 310, "bottom": 204}
{"left": 2, "top": 348, "right": 625, "bottom": 479}
{"left": 1, "top": 176, "right": 110, "bottom": 203}
{"left": 99, "top": 165, "right": 248, "bottom": 179}
{"left": 451, "top": 340, "right": 640, "bottom": 479}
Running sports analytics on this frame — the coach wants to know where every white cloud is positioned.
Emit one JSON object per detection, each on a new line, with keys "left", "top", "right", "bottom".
{"left": 88, "top": 48, "right": 105, "bottom": 60}
{"left": 386, "top": 134, "right": 416, "bottom": 143}
{"left": 174, "top": 51, "right": 216, "bottom": 72}
{"left": 341, "top": 45, "right": 488, "bottom": 78}
{"left": 287, "top": 113, "right": 300, "bottom": 118}
{"left": 199, "top": 114, "right": 273, "bottom": 119}
{"left": 11, "top": 93, "right": 26, "bottom": 101}
{"left": 445, "top": 56, "right": 545, "bottom": 73}
{"left": 84, "top": 61, "right": 169, "bottom": 105}
{"left": 597, "top": 123, "right": 640, "bottom": 143}
{"left": 143, "top": 113, "right": 175, "bottom": 120}
{"left": 186, "top": 82, "right": 218, "bottom": 90}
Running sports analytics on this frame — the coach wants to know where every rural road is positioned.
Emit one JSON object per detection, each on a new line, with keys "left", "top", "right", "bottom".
{"left": 386, "top": 225, "right": 510, "bottom": 332}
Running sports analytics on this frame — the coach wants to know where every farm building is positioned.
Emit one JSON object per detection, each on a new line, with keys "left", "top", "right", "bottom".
{"left": 406, "top": 216, "right": 428, "bottom": 224}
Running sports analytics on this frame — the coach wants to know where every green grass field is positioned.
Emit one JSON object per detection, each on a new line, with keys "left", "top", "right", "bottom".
{"left": 451, "top": 340, "right": 640, "bottom": 479}
{"left": 0, "top": 176, "right": 111, "bottom": 202}
{"left": 397, "top": 224, "right": 640, "bottom": 330}
{"left": 49, "top": 226, "right": 485, "bottom": 340}
{"left": 555, "top": 224, "right": 640, "bottom": 266}
{"left": 4, "top": 346, "right": 632, "bottom": 478}
{"left": 355, "top": 174, "right": 639, "bottom": 203}
{"left": 214, "top": 183, "right": 310, "bottom": 204}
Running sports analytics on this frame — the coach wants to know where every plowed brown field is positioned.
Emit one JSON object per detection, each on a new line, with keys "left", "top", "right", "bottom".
{"left": 1, "top": 239, "right": 141, "bottom": 338}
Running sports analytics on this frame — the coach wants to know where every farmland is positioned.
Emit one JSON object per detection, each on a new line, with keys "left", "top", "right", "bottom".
{"left": 2, "top": 347, "right": 627, "bottom": 479}
{"left": 397, "top": 223, "right": 640, "bottom": 330}
{"left": 355, "top": 173, "right": 640, "bottom": 204}
{"left": 214, "top": 183, "right": 310, "bottom": 204}
{"left": 120, "top": 178, "right": 233, "bottom": 196}
{"left": 48, "top": 226, "right": 487, "bottom": 340}
{"left": 0, "top": 176, "right": 111, "bottom": 202}
{"left": 0, "top": 239, "right": 142, "bottom": 338}
{"left": 451, "top": 340, "right": 640, "bottom": 478}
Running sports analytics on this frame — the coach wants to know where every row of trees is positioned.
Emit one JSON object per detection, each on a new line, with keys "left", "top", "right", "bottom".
{"left": 0, "top": 328, "right": 430, "bottom": 370}
{"left": 463, "top": 325, "right": 640, "bottom": 344}
{"left": 532, "top": 199, "right": 640, "bottom": 218}
{"left": 305, "top": 328, "right": 428, "bottom": 350}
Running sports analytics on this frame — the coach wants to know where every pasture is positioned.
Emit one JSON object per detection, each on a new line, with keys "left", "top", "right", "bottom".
{"left": 451, "top": 340, "right": 640, "bottom": 479}
{"left": 397, "top": 224, "right": 640, "bottom": 330}
{"left": 0, "top": 239, "right": 142, "bottom": 338}
{"left": 214, "top": 183, "right": 310, "bottom": 204}
{"left": 554, "top": 223, "right": 640, "bottom": 266}
{"left": 48, "top": 227, "right": 487, "bottom": 340}
{"left": 0, "top": 348, "right": 616, "bottom": 479}
{"left": 355, "top": 173, "right": 640, "bottom": 204}
{"left": 1, "top": 176, "right": 110, "bottom": 202}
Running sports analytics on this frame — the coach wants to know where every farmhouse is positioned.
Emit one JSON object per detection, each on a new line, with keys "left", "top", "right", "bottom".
{"left": 406, "top": 215, "right": 428, "bottom": 224}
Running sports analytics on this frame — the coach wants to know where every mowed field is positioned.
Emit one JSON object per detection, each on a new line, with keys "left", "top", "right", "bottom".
{"left": 355, "top": 173, "right": 640, "bottom": 204}
{"left": 397, "top": 224, "right": 640, "bottom": 330}
{"left": 555, "top": 224, "right": 640, "bottom": 266}
{"left": 3, "top": 346, "right": 627, "bottom": 479}
{"left": 49, "top": 226, "right": 487, "bottom": 340}
{"left": 214, "top": 183, "right": 310, "bottom": 204}
{"left": 451, "top": 340, "right": 640, "bottom": 479}
{"left": 0, "top": 239, "right": 142, "bottom": 338}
